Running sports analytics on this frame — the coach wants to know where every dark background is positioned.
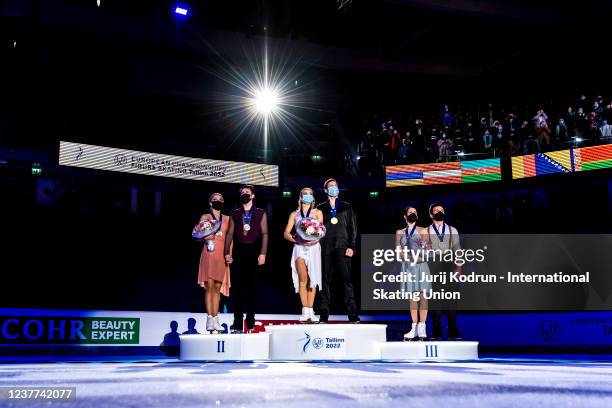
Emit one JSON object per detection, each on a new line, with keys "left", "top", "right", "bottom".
{"left": 1, "top": 0, "right": 611, "bottom": 314}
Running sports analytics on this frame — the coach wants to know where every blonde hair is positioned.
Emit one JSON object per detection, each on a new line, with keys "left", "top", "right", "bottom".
{"left": 297, "top": 187, "right": 315, "bottom": 212}
{"left": 209, "top": 192, "right": 224, "bottom": 203}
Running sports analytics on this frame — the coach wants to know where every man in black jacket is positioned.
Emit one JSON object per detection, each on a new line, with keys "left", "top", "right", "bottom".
{"left": 316, "top": 178, "right": 360, "bottom": 323}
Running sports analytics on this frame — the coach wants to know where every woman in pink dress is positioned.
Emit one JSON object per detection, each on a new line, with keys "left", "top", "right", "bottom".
{"left": 197, "top": 193, "right": 231, "bottom": 333}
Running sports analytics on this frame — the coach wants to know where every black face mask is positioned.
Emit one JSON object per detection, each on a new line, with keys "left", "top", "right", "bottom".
{"left": 211, "top": 201, "right": 223, "bottom": 211}
{"left": 406, "top": 213, "right": 418, "bottom": 224}
{"left": 240, "top": 193, "right": 252, "bottom": 204}
{"left": 432, "top": 212, "right": 445, "bottom": 222}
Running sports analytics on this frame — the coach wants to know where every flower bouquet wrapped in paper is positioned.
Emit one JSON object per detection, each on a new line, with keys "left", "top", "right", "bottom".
{"left": 295, "top": 217, "right": 326, "bottom": 242}
{"left": 192, "top": 219, "right": 221, "bottom": 251}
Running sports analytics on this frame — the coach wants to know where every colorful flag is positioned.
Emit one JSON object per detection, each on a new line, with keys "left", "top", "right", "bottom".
{"left": 576, "top": 144, "right": 612, "bottom": 171}
{"left": 386, "top": 158, "right": 501, "bottom": 188}
{"left": 512, "top": 145, "right": 612, "bottom": 179}
{"left": 512, "top": 149, "right": 573, "bottom": 179}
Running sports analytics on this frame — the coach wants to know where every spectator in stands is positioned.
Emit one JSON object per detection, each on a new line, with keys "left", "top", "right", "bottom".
{"left": 604, "top": 103, "right": 612, "bottom": 123}
{"left": 437, "top": 133, "right": 453, "bottom": 162}
{"left": 587, "top": 111, "right": 599, "bottom": 140}
{"left": 532, "top": 109, "right": 549, "bottom": 129}
{"left": 483, "top": 128, "right": 493, "bottom": 151}
{"left": 479, "top": 117, "right": 488, "bottom": 136}
{"left": 505, "top": 113, "right": 519, "bottom": 137}
{"left": 508, "top": 133, "right": 521, "bottom": 156}
{"left": 441, "top": 104, "right": 452, "bottom": 129}
{"left": 555, "top": 118, "right": 570, "bottom": 142}
{"left": 397, "top": 137, "right": 411, "bottom": 164}
{"left": 382, "top": 124, "right": 393, "bottom": 164}
{"left": 593, "top": 101, "right": 604, "bottom": 119}
{"left": 564, "top": 106, "right": 576, "bottom": 136}
{"left": 390, "top": 128, "right": 401, "bottom": 161}
{"left": 427, "top": 127, "right": 439, "bottom": 161}
{"left": 464, "top": 123, "right": 478, "bottom": 153}
{"left": 576, "top": 107, "right": 587, "bottom": 137}
{"left": 600, "top": 120, "right": 612, "bottom": 141}
{"left": 493, "top": 120, "right": 504, "bottom": 149}
{"left": 537, "top": 122, "right": 552, "bottom": 151}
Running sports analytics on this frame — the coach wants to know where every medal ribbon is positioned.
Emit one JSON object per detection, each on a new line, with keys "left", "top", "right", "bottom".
{"left": 405, "top": 224, "right": 416, "bottom": 238}
{"left": 242, "top": 207, "right": 254, "bottom": 226}
{"left": 329, "top": 200, "right": 340, "bottom": 219}
{"left": 432, "top": 223, "right": 446, "bottom": 242}
{"left": 300, "top": 206, "right": 312, "bottom": 219}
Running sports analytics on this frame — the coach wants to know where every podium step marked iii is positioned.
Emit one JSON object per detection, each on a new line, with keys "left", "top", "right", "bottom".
{"left": 179, "top": 324, "right": 479, "bottom": 361}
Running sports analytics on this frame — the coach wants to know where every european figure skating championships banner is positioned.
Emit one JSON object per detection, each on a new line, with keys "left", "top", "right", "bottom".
{"left": 58, "top": 141, "right": 279, "bottom": 187}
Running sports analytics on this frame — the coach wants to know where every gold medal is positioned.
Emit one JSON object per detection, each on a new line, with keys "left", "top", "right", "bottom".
{"left": 330, "top": 217, "right": 338, "bottom": 224}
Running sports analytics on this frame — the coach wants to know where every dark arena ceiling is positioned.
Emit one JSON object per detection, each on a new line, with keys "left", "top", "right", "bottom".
{"left": 1, "top": 0, "right": 610, "bottom": 162}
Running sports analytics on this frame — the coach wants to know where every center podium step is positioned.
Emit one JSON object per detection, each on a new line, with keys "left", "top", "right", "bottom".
{"left": 266, "top": 324, "right": 386, "bottom": 360}
{"left": 179, "top": 323, "right": 479, "bottom": 362}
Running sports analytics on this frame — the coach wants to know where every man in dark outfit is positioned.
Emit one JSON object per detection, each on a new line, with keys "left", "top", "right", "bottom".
{"left": 224, "top": 185, "right": 268, "bottom": 333}
{"left": 316, "top": 178, "right": 360, "bottom": 323}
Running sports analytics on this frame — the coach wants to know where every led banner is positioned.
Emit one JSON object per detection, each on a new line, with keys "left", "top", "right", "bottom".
{"left": 58, "top": 141, "right": 279, "bottom": 187}
{"left": 512, "top": 144, "right": 612, "bottom": 179}
{"left": 386, "top": 158, "right": 501, "bottom": 188}
{"left": 1, "top": 309, "right": 610, "bottom": 350}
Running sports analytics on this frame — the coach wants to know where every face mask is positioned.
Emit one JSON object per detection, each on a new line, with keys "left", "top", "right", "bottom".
{"left": 406, "top": 213, "right": 418, "bottom": 224}
{"left": 301, "top": 194, "right": 314, "bottom": 204}
{"left": 210, "top": 201, "right": 223, "bottom": 211}
{"left": 240, "top": 193, "right": 252, "bottom": 204}
{"left": 327, "top": 186, "right": 339, "bottom": 197}
{"left": 432, "top": 212, "right": 445, "bottom": 222}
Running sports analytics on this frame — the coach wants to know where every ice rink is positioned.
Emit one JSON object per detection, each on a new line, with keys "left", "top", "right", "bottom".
{"left": 2, "top": 358, "right": 612, "bottom": 407}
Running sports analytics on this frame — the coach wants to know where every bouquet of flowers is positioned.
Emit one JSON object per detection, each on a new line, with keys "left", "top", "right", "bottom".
{"left": 295, "top": 217, "right": 326, "bottom": 242}
{"left": 192, "top": 219, "right": 221, "bottom": 252}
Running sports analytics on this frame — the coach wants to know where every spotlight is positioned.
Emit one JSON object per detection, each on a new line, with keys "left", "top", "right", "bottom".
{"left": 575, "top": 137, "right": 583, "bottom": 143}
{"left": 252, "top": 87, "right": 279, "bottom": 115}
{"left": 173, "top": 3, "right": 190, "bottom": 17}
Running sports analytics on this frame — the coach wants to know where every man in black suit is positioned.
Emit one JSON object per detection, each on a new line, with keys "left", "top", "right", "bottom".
{"left": 316, "top": 178, "right": 360, "bottom": 323}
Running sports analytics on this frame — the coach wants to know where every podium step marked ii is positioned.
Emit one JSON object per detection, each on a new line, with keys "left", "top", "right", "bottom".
{"left": 179, "top": 333, "right": 270, "bottom": 361}
{"left": 179, "top": 324, "right": 479, "bottom": 361}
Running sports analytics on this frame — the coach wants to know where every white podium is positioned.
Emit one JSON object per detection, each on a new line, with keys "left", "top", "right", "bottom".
{"left": 178, "top": 323, "right": 479, "bottom": 362}
{"left": 266, "top": 324, "right": 386, "bottom": 361}
{"left": 380, "top": 341, "right": 479, "bottom": 360}
{"left": 179, "top": 333, "right": 270, "bottom": 361}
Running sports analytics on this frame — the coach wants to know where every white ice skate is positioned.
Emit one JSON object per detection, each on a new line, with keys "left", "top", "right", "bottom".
{"left": 417, "top": 322, "right": 427, "bottom": 341}
{"left": 308, "top": 308, "right": 319, "bottom": 323}
{"left": 211, "top": 315, "right": 224, "bottom": 334}
{"left": 299, "top": 307, "right": 311, "bottom": 323}
{"left": 206, "top": 315, "right": 214, "bottom": 333}
{"left": 403, "top": 323, "right": 417, "bottom": 341}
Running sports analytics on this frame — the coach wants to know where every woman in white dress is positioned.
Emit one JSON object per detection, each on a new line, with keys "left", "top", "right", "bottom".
{"left": 283, "top": 187, "right": 323, "bottom": 323}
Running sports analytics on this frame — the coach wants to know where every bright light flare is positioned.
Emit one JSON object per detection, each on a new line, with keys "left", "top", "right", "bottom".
{"left": 251, "top": 87, "right": 280, "bottom": 115}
